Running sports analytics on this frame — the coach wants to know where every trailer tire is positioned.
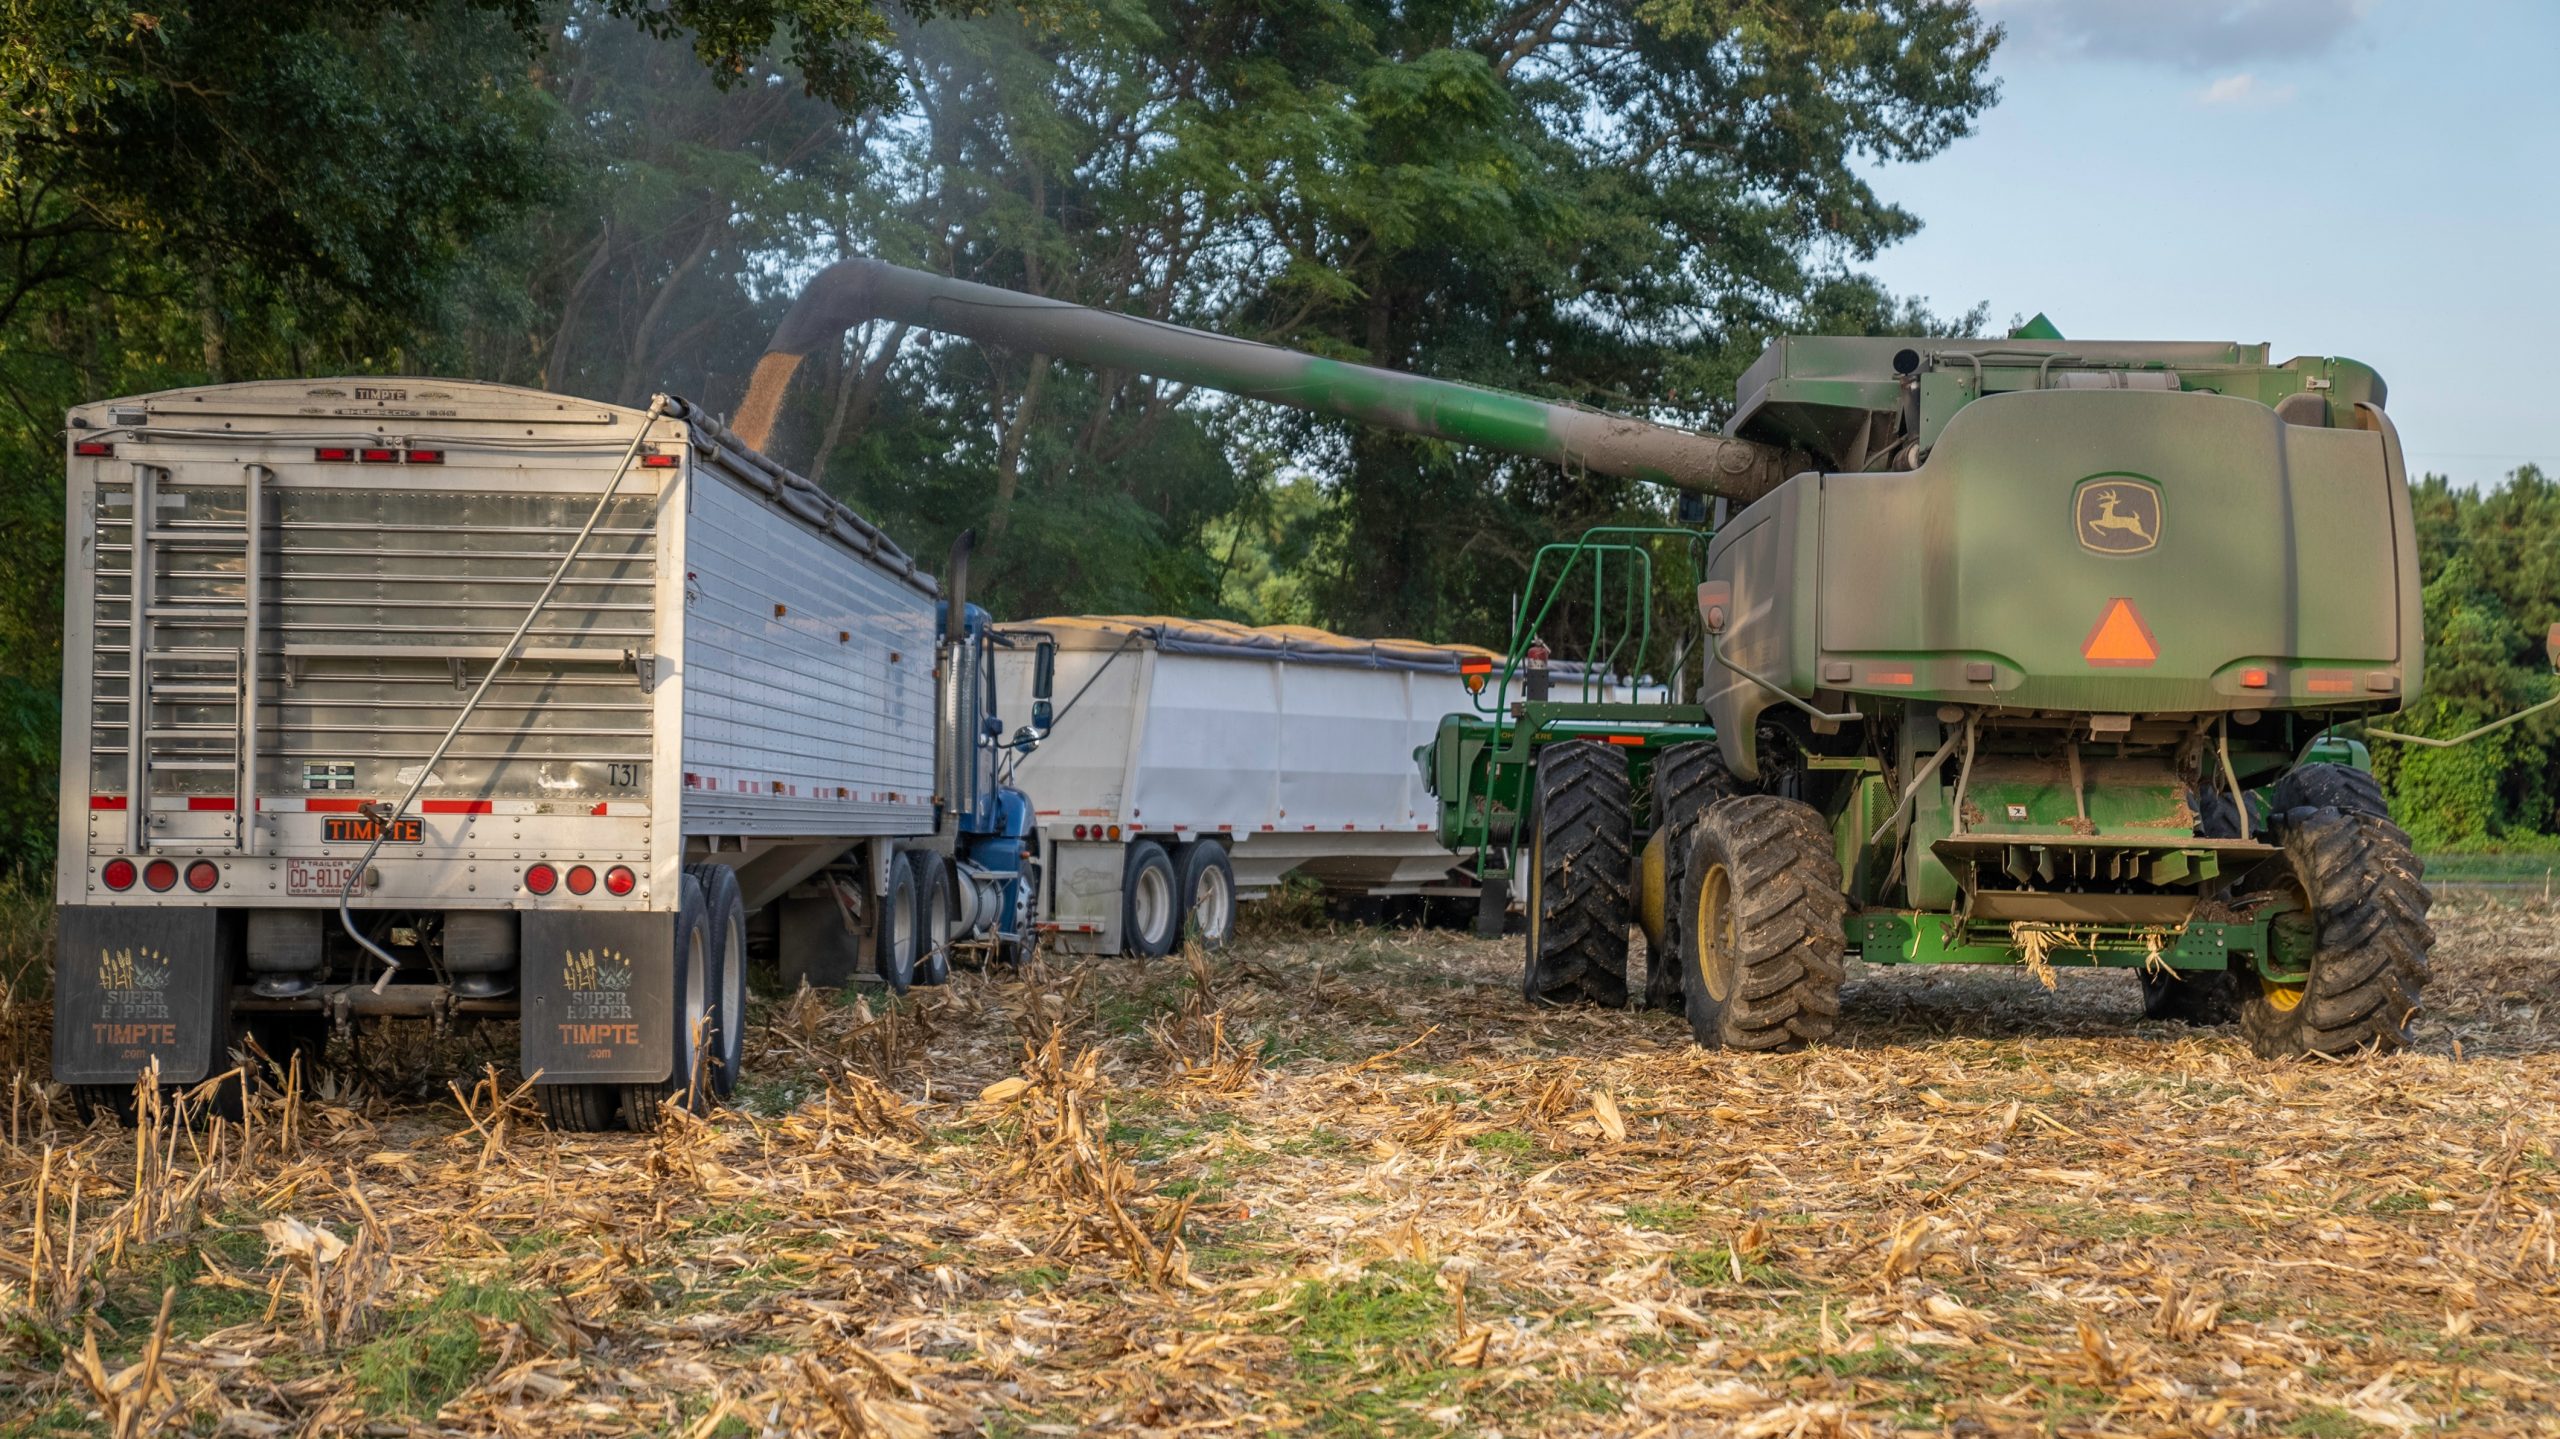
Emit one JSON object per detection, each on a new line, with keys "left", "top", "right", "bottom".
{"left": 2268, "top": 763, "right": 2389, "bottom": 824}
{"left": 1177, "top": 841, "right": 1237, "bottom": 950}
{"left": 1123, "top": 840, "right": 1180, "bottom": 958}
{"left": 1521, "top": 739, "right": 1633, "bottom": 1009}
{"left": 624, "top": 873, "right": 714, "bottom": 1128}
{"left": 537, "top": 1083, "right": 618, "bottom": 1132}
{"left": 877, "top": 854, "right": 920, "bottom": 994}
{"left": 1678, "top": 795, "right": 1846, "bottom": 1051}
{"left": 687, "top": 863, "right": 749, "bottom": 1097}
{"left": 910, "top": 851, "right": 954, "bottom": 986}
{"left": 1646, "top": 742, "right": 1741, "bottom": 1012}
{"left": 2239, "top": 807, "right": 2432, "bottom": 1060}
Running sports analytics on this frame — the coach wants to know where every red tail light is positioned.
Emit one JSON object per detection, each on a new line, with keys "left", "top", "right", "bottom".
{"left": 360, "top": 448, "right": 399, "bottom": 464}
{"left": 639, "top": 453, "right": 680, "bottom": 469}
{"left": 74, "top": 440, "right": 115, "bottom": 457}
{"left": 525, "top": 863, "right": 558, "bottom": 896}
{"left": 315, "top": 447, "right": 355, "bottom": 463}
{"left": 406, "top": 449, "right": 444, "bottom": 464}
{"left": 184, "top": 860, "right": 219, "bottom": 893}
{"left": 1073, "top": 824, "right": 1088, "bottom": 840}
{"left": 102, "top": 859, "right": 137, "bottom": 891}
{"left": 143, "top": 859, "right": 178, "bottom": 892}
{"left": 604, "top": 865, "right": 636, "bottom": 896}
{"left": 565, "top": 864, "right": 597, "bottom": 896}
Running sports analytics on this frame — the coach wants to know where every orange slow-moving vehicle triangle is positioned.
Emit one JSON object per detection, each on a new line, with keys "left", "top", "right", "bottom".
{"left": 2083, "top": 598, "right": 2157, "bottom": 667}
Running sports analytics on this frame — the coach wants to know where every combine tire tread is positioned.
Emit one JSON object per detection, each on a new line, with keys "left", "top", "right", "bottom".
{"left": 2240, "top": 807, "right": 2432, "bottom": 1059}
{"left": 2268, "top": 763, "right": 2388, "bottom": 823}
{"left": 1680, "top": 795, "right": 1847, "bottom": 1051}
{"left": 1522, "top": 740, "right": 1633, "bottom": 1008}
{"left": 1645, "top": 742, "right": 1739, "bottom": 1012}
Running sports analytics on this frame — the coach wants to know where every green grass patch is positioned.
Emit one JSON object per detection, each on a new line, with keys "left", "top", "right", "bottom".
{"left": 2281, "top": 1406, "right": 2373, "bottom": 1438}
{"left": 1264, "top": 1262, "right": 1476, "bottom": 1436}
{"left": 351, "top": 1276, "right": 552, "bottom": 1417}
{"left": 1621, "top": 1201, "right": 1699, "bottom": 1232}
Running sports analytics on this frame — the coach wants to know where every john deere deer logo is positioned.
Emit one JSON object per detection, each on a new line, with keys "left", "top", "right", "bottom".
{"left": 2075, "top": 476, "right": 2162, "bottom": 555}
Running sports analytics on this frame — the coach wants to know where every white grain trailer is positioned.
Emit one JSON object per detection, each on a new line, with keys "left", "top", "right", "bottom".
{"left": 991, "top": 618, "right": 1492, "bottom": 955}
{"left": 53, "top": 377, "right": 1034, "bottom": 1130}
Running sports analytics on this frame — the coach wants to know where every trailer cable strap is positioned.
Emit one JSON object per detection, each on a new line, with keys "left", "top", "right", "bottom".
{"left": 338, "top": 396, "right": 672, "bottom": 994}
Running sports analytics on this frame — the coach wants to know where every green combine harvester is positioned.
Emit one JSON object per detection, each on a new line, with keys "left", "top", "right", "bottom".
{"left": 740, "top": 262, "right": 2456, "bottom": 1060}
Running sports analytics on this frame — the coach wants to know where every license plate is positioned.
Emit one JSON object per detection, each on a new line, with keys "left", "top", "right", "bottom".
{"left": 286, "top": 859, "right": 361, "bottom": 897}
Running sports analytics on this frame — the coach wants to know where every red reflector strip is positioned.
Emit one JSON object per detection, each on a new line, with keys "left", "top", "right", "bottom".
{"left": 1459, "top": 657, "right": 1493, "bottom": 674}
{"left": 315, "top": 447, "right": 355, "bottom": 463}
{"left": 187, "top": 797, "right": 236, "bottom": 811}
{"left": 74, "top": 440, "right": 114, "bottom": 457}
{"left": 90, "top": 795, "right": 128, "bottom": 810}
{"left": 304, "top": 797, "right": 369, "bottom": 813}
{"left": 360, "top": 448, "right": 399, "bottom": 463}
{"left": 1867, "top": 667, "right": 1916, "bottom": 686}
{"left": 421, "top": 799, "right": 494, "bottom": 814}
{"left": 2305, "top": 673, "right": 2355, "bottom": 694}
{"left": 406, "top": 449, "right": 444, "bottom": 464}
{"left": 1604, "top": 735, "right": 1645, "bottom": 746}
{"left": 640, "top": 453, "right": 680, "bottom": 468}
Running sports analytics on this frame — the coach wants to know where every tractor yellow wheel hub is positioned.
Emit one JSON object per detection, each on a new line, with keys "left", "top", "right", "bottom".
{"left": 1695, "top": 862, "right": 1735, "bottom": 1003}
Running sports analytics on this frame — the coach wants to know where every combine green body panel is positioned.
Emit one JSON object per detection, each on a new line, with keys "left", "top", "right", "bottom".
{"left": 743, "top": 259, "right": 2442, "bottom": 1048}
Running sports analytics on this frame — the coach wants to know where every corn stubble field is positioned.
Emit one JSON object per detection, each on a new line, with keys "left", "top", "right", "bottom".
{"left": 1, "top": 895, "right": 2556, "bottom": 1438}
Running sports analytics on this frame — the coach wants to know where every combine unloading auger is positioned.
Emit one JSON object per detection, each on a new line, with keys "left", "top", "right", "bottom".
{"left": 730, "top": 257, "right": 1802, "bottom": 500}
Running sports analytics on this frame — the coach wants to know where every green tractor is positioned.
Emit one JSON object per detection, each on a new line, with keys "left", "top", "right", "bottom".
{"left": 739, "top": 262, "right": 2453, "bottom": 1059}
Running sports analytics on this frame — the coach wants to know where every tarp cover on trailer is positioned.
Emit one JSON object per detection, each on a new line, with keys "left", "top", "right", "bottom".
{"left": 1018, "top": 616, "right": 1497, "bottom": 673}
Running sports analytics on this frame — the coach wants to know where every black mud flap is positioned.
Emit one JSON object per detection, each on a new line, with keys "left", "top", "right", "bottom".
{"left": 520, "top": 909, "right": 674, "bottom": 1085}
{"left": 52, "top": 906, "right": 235, "bottom": 1085}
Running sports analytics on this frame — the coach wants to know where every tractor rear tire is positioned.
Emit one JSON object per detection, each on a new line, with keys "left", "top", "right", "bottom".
{"left": 1678, "top": 795, "right": 1847, "bottom": 1051}
{"left": 2239, "top": 807, "right": 2432, "bottom": 1060}
{"left": 2268, "top": 763, "right": 2388, "bottom": 823}
{"left": 1520, "top": 740, "right": 1633, "bottom": 1008}
{"left": 1645, "top": 742, "right": 1740, "bottom": 1012}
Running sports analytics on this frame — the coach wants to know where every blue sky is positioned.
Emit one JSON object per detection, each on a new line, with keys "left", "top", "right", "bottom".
{"left": 1860, "top": 0, "right": 2558, "bottom": 488}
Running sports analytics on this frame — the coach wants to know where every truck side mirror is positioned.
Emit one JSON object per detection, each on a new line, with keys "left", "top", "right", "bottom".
{"left": 1033, "top": 639, "right": 1056, "bottom": 700}
{"left": 1031, "top": 698, "right": 1053, "bottom": 734}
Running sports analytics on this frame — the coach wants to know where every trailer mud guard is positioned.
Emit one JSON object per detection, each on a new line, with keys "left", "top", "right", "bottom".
{"left": 520, "top": 910, "right": 675, "bottom": 1085}
{"left": 52, "top": 906, "right": 235, "bottom": 1085}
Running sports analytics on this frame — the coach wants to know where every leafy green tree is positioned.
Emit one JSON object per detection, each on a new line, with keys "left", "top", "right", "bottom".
{"left": 2371, "top": 467, "right": 2560, "bottom": 849}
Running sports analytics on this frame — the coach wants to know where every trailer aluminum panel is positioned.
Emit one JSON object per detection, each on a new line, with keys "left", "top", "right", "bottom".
{"left": 992, "top": 618, "right": 1484, "bottom": 952}
{"left": 54, "top": 377, "right": 943, "bottom": 1103}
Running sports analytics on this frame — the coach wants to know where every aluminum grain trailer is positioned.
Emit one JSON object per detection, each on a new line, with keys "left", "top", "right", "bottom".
{"left": 52, "top": 377, "right": 1041, "bottom": 1130}
{"left": 991, "top": 619, "right": 1490, "bottom": 955}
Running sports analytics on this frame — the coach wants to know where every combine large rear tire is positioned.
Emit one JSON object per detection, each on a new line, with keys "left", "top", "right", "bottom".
{"left": 1678, "top": 795, "right": 1846, "bottom": 1051}
{"left": 2268, "top": 763, "right": 2388, "bottom": 822}
{"left": 1520, "top": 740, "right": 1633, "bottom": 1008}
{"left": 1644, "top": 742, "right": 1740, "bottom": 1012}
{"left": 2239, "top": 807, "right": 2432, "bottom": 1059}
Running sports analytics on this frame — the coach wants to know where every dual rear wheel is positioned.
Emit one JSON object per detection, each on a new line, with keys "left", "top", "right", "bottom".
{"left": 1120, "top": 838, "right": 1237, "bottom": 956}
{"left": 538, "top": 863, "right": 749, "bottom": 1132}
{"left": 1517, "top": 740, "right": 1842, "bottom": 1050}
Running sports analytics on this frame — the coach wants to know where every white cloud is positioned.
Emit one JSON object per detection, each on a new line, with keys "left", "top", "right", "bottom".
{"left": 1982, "top": 0, "right": 2380, "bottom": 71}
{"left": 2196, "top": 71, "right": 2299, "bottom": 105}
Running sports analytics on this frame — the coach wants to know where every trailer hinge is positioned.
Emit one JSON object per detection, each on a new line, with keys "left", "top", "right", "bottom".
{"left": 626, "top": 650, "right": 663, "bottom": 693}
